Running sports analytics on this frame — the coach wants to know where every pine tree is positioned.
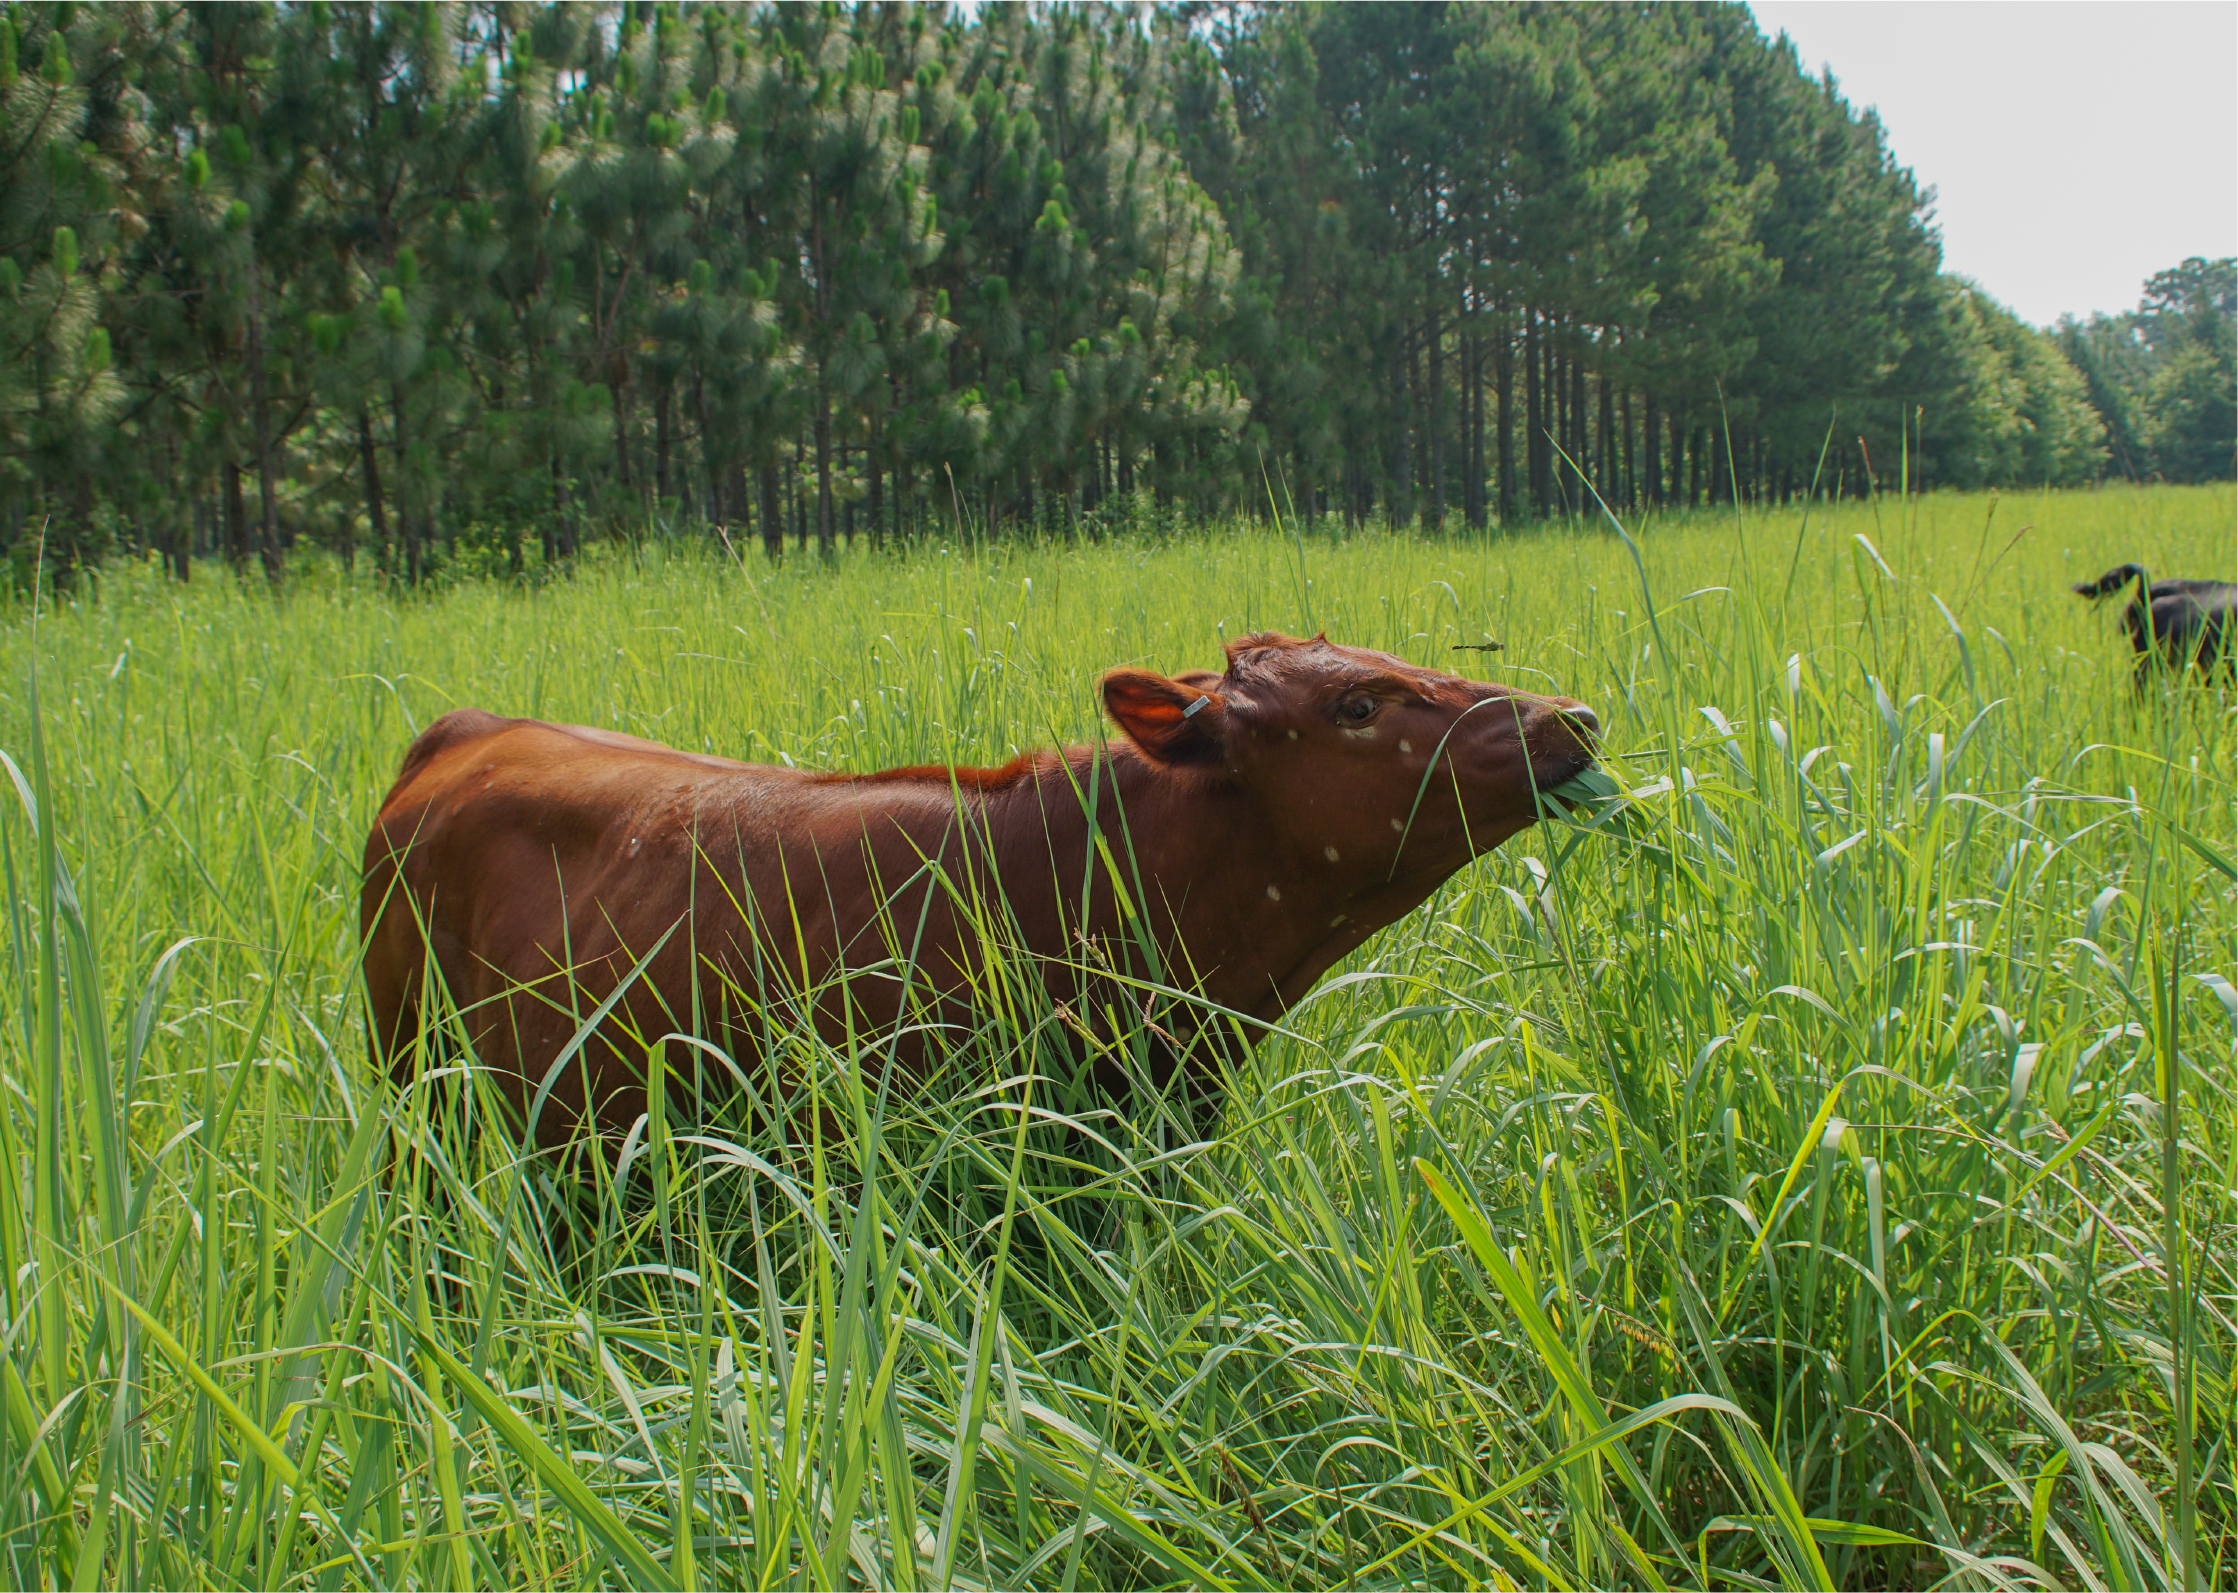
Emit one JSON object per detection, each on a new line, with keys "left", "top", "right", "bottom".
{"left": 6, "top": 0, "right": 2193, "bottom": 587}
{"left": 0, "top": 5, "right": 139, "bottom": 582}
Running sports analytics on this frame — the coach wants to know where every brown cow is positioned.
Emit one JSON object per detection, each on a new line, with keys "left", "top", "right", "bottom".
{"left": 361, "top": 631, "right": 1597, "bottom": 1146}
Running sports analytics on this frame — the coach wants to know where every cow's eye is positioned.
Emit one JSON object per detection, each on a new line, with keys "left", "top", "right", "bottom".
{"left": 1335, "top": 696, "right": 1380, "bottom": 725}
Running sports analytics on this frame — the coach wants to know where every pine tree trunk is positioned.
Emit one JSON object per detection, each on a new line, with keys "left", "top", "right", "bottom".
{"left": 1550, "top": 338, "right": 1567, "bottom": 509}
{"left": 759, "top": 461, "right": 783, "bottom": 559}
{"left": 1597, "top": 375, "right": 1615, "bottom": 508}
{"left": 655, "top": 380, "right": 672, "bottom": 507}
{"left": 223, "top": 467, "right": 246, "bottom": 572}
{"left": 1561, "top": 348, "right": 1575, "bottom": 504}
{"left": 868, "top": 411, "right": 884, "bottom": 546}
{"left": 247, "top": 260, "right": 285, "bottom": 586}
{"left": 542, "top": 454, "right": 560, "bottom": 566}
{"left": 694, "top": 376, "right": 715, "bottom": 521}
{"left": 1552, "top": 331, "right": 1567, "bottom": 508}
{"left": 814, "top": 380, "right": 834, "bottom": 556}
{"left": 391, "top": 385, "right": 419, "bottom": 584}
{"left": 1551, "top": 341, "right": 1567, "bottom": 507}
{"left": 1496, "top": 318, "right": 1515, "bottom": 525}
{"left": 1467, "top": 328, "right": 1487, "bottom": 530}
{"left": 1524, "top": 311, "right": 1545, "bottom": 517}
{"left": 1662, "top": 412, "right": 1676, "bottom": 507}
{"left": 358, "top": 409, "right": 388, "bottom": 570}
{"left": 1427, "top": 303, "right": 1445, "bottom": 533}
{"left": 1621, "top": 389, "right": 1637, "bottom": 511}
{"left": 1410, "top": 332, "right": 1427, "bottom": 518}
{"left": 1643, "top": 393, "right": 1661, "bottom": 507}
{"left": 1390, "top": 346, "right": 1412, "bottom": 527}
{"left": 224, "top": 465, "right": 247, "bottom": 571}
{"left": 1567, "top": 343, "right": 1586, "bottom": 510}
{"left": 163, "top": 442, "right": 188, "bottom": 581}
{"left": 554, "top": 451, "right": 575, "bottom": 559}
{"left": 1472, "top": 317, "right": 1485, "bottom": 527}
{"left": 615, "top": 381, "right": 634, "bottom": 493}
{"left": 1457, "top": 328, "right": 1472, "bottom": 528}
{"left": 169, "top": 451, "right": 193, "bottom": 580}
{"left": 1573, "top": 352, "right": 1589, "bottom": 502}
{"left": 67, "top": 477, "right": 92, "bottom": 587}
{"left": 1557, "top": 336, "right": 1573, "bottom": 505}
{"left": 793, "top": 436, "right": 809, "bottom": 552}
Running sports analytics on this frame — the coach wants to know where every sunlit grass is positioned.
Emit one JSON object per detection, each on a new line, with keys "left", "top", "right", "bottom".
{"left": 0, "top": 481, "right": 2231, "bottom": 1589}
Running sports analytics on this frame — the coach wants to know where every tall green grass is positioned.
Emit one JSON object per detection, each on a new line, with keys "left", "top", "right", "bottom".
{"left": 0, "top": 483, "right": 2230, "bottom": 1589}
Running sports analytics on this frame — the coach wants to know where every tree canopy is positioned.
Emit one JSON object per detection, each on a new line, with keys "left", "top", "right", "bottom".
{"left": 2055, "top": 257, "right": 2237, "bottom": 486}
{"left": 0, "top": 0, "right": 2215, "bottom": 587}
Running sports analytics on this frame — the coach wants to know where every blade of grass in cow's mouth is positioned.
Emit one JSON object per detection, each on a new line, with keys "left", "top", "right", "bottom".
{"left": 1535, "top": 764, "right": 1670, "bottom": 854}
{"left": 1537, "top": 764, "right": 1623, "bottom": 819}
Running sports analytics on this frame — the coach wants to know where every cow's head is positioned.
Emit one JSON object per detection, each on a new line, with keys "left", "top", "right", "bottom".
{"left": 1102, "top": 632, "right": 1598, "bottom": 884}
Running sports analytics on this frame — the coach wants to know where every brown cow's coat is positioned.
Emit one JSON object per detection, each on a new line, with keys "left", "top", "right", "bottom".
{"left": 361, "top": 632, "right": 1597, "bottom": 1144}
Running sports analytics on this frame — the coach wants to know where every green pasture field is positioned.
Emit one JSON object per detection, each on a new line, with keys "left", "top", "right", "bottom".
{"left": 0, "top": 482, "right": 2231, "bottom": 1590}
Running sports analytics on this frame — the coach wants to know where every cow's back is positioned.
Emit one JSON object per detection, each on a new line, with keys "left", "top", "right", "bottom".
{"left": 359, "top": 710, "right": 998, "bottom": 1141}
{"left": 2147, "top": 581, "right": 2238, "bottom": 668}
{"left": 385, "top": 707, "right": 514, "bottom": 791}
{"left": 363, "top": 708, "right": 527, "bottom": 959}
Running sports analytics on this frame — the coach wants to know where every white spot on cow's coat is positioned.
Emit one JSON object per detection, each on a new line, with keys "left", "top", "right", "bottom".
{"left": 1390, "top": 818, "right": 1405, "bottom": 832}
{"left": 1329, "top": 913, "right": 1347, "bottom": 927}
{"left": 1266, "top": 885, "right": 1282, "bottom": 902}
{"left": 1399, "top": 739, "right": 1413, "bottom": 754}
{"left": 1343, "top": 726, "right": 1377, "bottom": 742}
{"left": 628, "top": 836, "right": 642, "bottom": 855}
{"left": 1323, "top": 845, "right": 1340, "bottom": 862}
{"left": 1286, "top": 728, "right": 1298, "bottom": 740}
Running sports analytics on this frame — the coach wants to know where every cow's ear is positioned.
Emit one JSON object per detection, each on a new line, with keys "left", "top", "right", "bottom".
{"left": 1102, "top": 669, "right": 1225, "bottom": 763}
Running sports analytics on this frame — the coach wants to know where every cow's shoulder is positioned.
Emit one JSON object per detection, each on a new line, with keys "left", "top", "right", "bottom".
{"left": 393, "top": 708, "right": 516, "bottom": 785}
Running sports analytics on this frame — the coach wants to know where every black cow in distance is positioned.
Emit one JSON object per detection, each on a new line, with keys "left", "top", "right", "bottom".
{"left": 2072, "top": 564, "right": 2235, "bottom": 689}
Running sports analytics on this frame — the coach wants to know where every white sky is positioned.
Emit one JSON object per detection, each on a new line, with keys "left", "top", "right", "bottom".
{"left": 1749, "top": 1, "right": 2238, "bottom": 326}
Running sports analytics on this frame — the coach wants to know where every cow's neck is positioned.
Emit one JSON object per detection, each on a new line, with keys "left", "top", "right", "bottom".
{"left": 976, "top": 745, "right": 1449, "bottom": 1023}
